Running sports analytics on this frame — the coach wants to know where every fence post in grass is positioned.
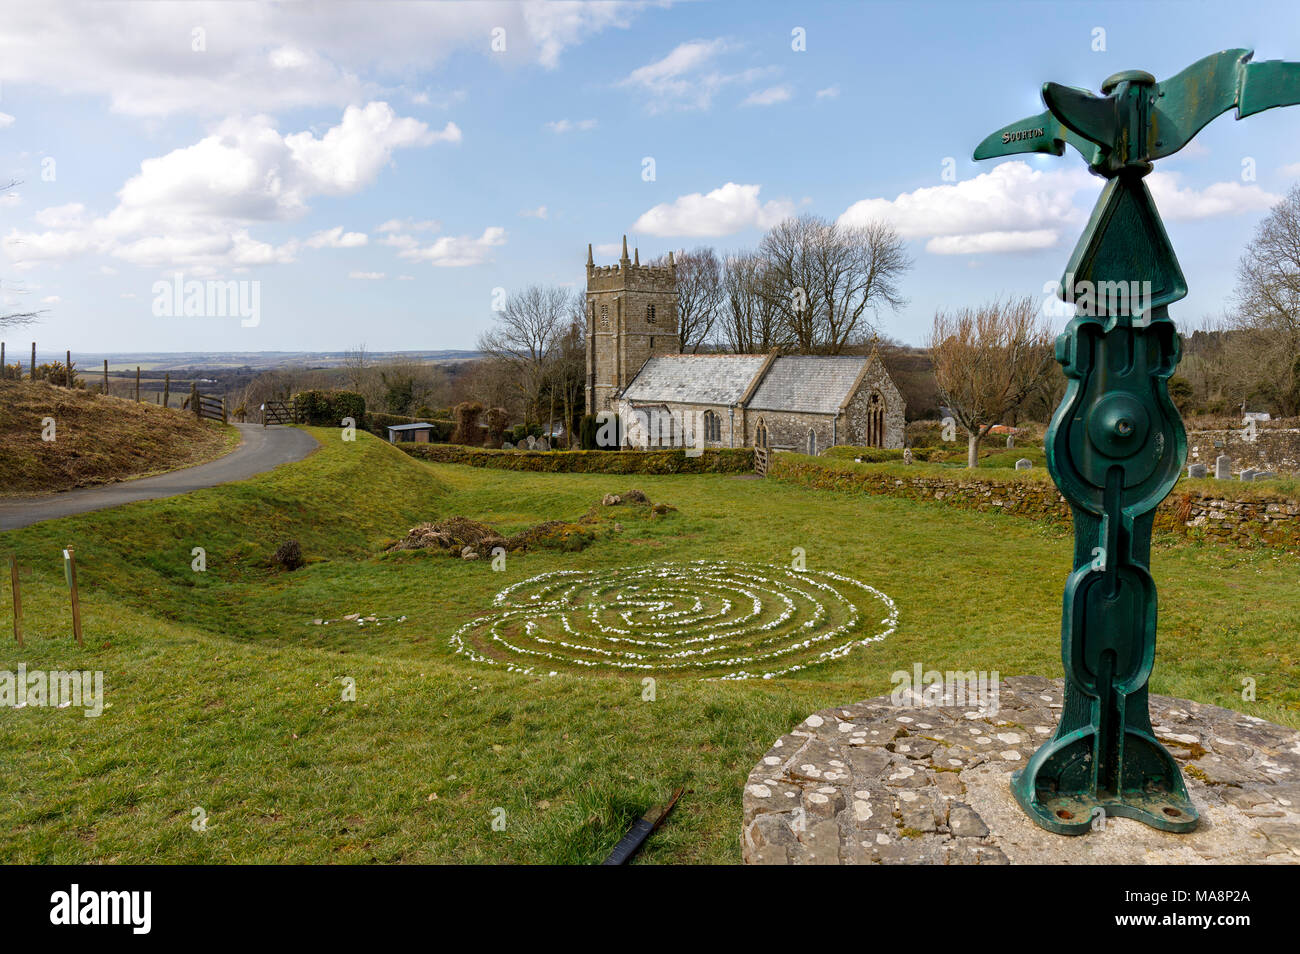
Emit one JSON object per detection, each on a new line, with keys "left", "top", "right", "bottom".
{"left": 191, "top": 382, "right": 200, "bottom": 419}
{"left": 163, "top": 372, "right": 170, "bottom": 408}
{"left": 9, "top": 555, "right": 21, "bottom": 648}
{"left": 66, "top": 350, "right": 72, "bottom": 388}
{"left": 63, "top": 546, "right": 82, "bottom": 647}
{"left": 31, "top": 342, "right": 36, "bottom": 381}
{"left": 1, "top": 342, "right": 6, "bottom": 379}
{"left": 102, "top": 359, "right": 108, "bottom": 395}
{"left": 135, "top": 367, "right": 140, "bottom": 402}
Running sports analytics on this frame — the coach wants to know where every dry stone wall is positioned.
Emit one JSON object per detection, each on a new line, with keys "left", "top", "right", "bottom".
{"left": 768, "top": 455, "right": 1300, "bottom": 551}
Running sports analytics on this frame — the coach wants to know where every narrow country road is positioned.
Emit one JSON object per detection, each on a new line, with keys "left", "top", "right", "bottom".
{"left": 0, "top": 424, "right": 320, "bottom": 531}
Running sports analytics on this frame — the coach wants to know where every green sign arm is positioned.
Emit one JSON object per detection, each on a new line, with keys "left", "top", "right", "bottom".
{"left": 971, "top": 103, "right": 1102, "bottom": 165}
{"left": 1150, "top": 49, "right": 1300, "bottom": 159}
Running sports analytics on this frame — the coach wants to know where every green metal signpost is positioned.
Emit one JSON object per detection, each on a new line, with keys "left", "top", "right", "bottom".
{"left": 973, "top": 50, "right": 1300, "bottom": 835}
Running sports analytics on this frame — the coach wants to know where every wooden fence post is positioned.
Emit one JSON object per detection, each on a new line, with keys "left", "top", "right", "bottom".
{"left": 31, "top": 342, "right": 36, "bottom": 381}
{"left": 135, "top": 367, "right": 140, "bottom": 402}
{"left": 163, "top": 372, "right": 170, "bottom": 408}
{"left": 63, "top": 546, "right": 82, "bottom": 647}
{"left": 66, "top": 350, "right": 72, "bottom": 388}
{"left": 1, "top": 342, "right": 6, "bottom": 379}
{"left": 102, "top": 359, "right": 108, "bottom": 395}
{"left": 191, "top": 382, "right": 200, "bottom": 419}
{"left": 9, "top": 556, "right": 21, "bottom": 648}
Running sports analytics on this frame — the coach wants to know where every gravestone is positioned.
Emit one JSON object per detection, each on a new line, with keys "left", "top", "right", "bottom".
{"left": 537, "top": 437, "right": 550, "bottom": 452}
{"left": 1255, "top": 470, "right": 1277, "bottom": 480}
{"left": 524, "top": 435, "right": 537, "bottom": 450}
{"left": 502, "top": 441, "right": 514, "bottom": 450}
{"left": 903, "top": 448, "right": 913, "bottom": 465}
{"left": 1006, "top": 434, "right": 1015, "bottom": 448}
{"left": 1216, "top": 455, "right": 1232, "bottom": 479}
{"left": 1187, "top": 462, "right": 1207, "bottom": 478}
{"left": 1240, "top": 468, "right": 1258, "bottom": 482}
{"left": 1014, "top": 458, "right": 1032, "bottom": 471}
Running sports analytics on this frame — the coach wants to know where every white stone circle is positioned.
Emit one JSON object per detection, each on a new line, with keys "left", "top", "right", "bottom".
{"left": 449, "top": 560, "right": 897, "bottom": 680}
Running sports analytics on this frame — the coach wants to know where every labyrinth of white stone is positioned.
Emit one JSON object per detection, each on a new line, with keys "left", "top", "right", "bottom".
{"left": 449, "top": 560, "right": 897, "bottom": 680}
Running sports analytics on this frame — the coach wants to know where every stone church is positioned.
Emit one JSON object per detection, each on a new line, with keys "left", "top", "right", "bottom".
{"left": 585, "top": 238, "right": 905, "bottom": 453}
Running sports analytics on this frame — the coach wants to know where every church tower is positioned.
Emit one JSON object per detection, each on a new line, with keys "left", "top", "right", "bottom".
{"left": 585, "top": 236, "right": 678, "bottom": 412}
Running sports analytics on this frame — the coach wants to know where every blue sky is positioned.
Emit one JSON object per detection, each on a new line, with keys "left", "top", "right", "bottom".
{"left": 2, "top": 0, "right": 1298, "bottom": 353}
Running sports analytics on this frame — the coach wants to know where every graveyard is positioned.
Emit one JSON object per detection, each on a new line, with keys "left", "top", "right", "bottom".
{"left": 0, "top": 430, "right": 1296, "bottom": 863}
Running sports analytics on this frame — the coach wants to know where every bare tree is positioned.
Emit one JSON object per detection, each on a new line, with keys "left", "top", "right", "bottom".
{"left": 477, "top": 284, "right": 573, "bottom": 424}
{"left": 672, "top": 247, "right": 722, "bottom": 353}
{"left": 1231, "top": 184, "right": 1300, "bottom": 415}
{"left": 720, "top": 251, "right": 785, "bottom": 353}
{"left": 758, "top": 214, "right": 910, "bottom": 354}
{"left": 341, "top": 343, "right": 369, "bottom": 393}
{"left": 928, "top": 297, "right": 1057, "bottom": 468}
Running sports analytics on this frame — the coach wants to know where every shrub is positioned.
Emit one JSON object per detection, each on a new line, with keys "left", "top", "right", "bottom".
{"left": 484, "top": 407, "right": 510, "bottom": 446}
{"left": 272, "top": 539, "right": 304, "bottom": 570}
{"left": 579, "top": 414, "right": 597, "bottom": 450}
{"left": 401, "top": 443, "right": 755, "bottom": 474}
{"left": 451, "top": 401, "right": 485, "bottom": 445}
{"left": 294, "top": 389, "right": 367, "bottom": 428}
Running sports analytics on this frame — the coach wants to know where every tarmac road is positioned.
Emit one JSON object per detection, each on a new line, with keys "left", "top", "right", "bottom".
{"left": 0, "top": 423, "right": 320, "bottom": 531}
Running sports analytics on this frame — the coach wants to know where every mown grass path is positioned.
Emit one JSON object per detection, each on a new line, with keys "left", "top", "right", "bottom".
{"left": 0, "top": 430, "right": 1295, "bottom": 863}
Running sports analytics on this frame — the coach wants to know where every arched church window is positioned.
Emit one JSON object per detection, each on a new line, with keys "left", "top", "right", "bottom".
{"left": 647, "top": 304, "right": 656, "bottom": 324}
{"left": 600, "top": 305, "right": 609, "bottom": 330}
{"left": 807, "top": 429, "right": 817, "bottom": 456}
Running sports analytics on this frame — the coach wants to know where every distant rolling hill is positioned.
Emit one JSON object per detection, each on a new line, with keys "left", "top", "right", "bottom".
{"left": 28, "top": 350, "right": 483, "bottom": 371}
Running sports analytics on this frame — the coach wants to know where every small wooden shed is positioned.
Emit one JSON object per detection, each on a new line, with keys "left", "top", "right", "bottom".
{"left": 386, "top": 422, "right": 434, "bottom": 444}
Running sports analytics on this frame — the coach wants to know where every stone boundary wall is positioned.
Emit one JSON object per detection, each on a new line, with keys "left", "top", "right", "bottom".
{"left": 768, "top": 455, "right": 1300, "bottom": 550}
{"left": 1186, "top": 419, "right": 1300, "bottom": 475}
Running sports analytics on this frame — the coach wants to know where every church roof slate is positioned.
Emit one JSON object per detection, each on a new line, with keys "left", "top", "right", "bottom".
{"left": 746, "top": 356, "right": 871, "bottom": 414}
{"left": 621, "top": 355, "right": 770, "bottom": 406}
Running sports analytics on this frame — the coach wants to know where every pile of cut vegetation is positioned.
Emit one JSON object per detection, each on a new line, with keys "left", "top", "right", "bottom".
{"left": 0, "top": 381, "right": 236, "bottom": 495}
{"left": 386, "top": 489, "right": 676, "bottom": 559}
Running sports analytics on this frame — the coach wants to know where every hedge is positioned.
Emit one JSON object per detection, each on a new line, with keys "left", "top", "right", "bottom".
{"left": 293, "top": 389, "right": 367, "bottom": 428}
{"left": 400, "top": 443, "right": 755, "bottom": 474}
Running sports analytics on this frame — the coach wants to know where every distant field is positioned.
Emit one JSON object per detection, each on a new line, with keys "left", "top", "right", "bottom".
{"left": 0, "top": 430, "right": 1295, "bottom": 863}
{"left": 0, "top": 382, "right": 238, "bottom": 495}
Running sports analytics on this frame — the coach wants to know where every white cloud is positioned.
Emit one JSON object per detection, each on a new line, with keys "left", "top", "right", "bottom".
{"left": 839, "top": 161, "right": 1095, "bottom": 254}
{"left": 0, "top": 5, "right": 641, "bottom": 117}
{"left": 40, "top": 295, "right": 60, "bottom": 304}
{"left": 925, "top": 230, "right": 1060, "bottom": 255}
{"left": 397, "top": 274, "right": 415, "bottom": 281}
{"left": 376, "top": 218, "right": 440, "bottom": 233}
{"left": 742, "top": 85, "right": 791, "bottom": 107}
{"left": 1146, "top": 171, "right": 1280, "bottom": 220}
{"left": 398, "top": 226, "right": 506, "bottom": 267}
{"left": 520, "top": 205, "right": 548, "bottom": 219}
{"left": 306, "top": 226, "right": 368, "bottom": 248}
{"left": 545, "top": 118, "right": 597, "bottom": 133}
{"left": 0, "top": 112, "right": 14, "bottom": 129}
{"left": 33, "top": 203, "right": 87, "bottom": 229}
{"left": 3, "top": 102, "right": 436, "bottom": 269}
{"left": 348, "top": 271, "right": 385, "bottom": 280}
{"left": 815, "top": 86, "right": 840, "bottom": 100}
{"left": 621, "top": 39, "right": 767, "bottom": 112}
{"left": 1282, "top": 162, "right": 1300, "bottom": 177}
{"left": 632, "top": 182, "right": 796, "bottom": 237}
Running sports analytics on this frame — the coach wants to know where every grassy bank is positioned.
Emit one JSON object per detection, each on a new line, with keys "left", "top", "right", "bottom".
{"left": 0, "top": 381, "right": 237, "bottom": 495}
{"left": 0, "top": 429, "right": 1296, "bottom": 863}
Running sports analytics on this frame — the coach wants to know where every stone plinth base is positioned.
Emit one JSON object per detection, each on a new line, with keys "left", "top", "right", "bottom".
{"left": 742, "top": 676, "right": 1300, "bottom": 864}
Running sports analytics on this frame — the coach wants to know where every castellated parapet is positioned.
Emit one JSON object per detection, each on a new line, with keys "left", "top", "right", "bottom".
{"left": 585, "top": 235, "right": 679, "bottom": 413}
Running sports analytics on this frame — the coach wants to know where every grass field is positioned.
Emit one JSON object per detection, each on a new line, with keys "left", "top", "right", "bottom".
{"left": 1, "top": 429, "right": 1297, "bottom": 863}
